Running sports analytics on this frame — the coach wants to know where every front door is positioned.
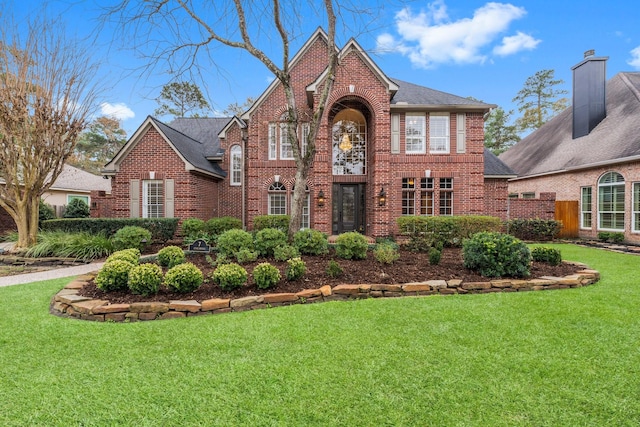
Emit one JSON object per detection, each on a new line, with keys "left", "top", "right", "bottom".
{"left": 332, "top": 184, "right": 365, "bottom": 234}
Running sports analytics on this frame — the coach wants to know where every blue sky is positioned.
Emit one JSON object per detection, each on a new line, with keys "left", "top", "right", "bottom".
{"left": 8, "top": 0, "right": 640, "bottom": 135}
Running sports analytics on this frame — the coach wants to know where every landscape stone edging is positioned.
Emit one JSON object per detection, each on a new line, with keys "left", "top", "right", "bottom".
{"left": 50, "top": 262, "right": 600, "bottom": 322}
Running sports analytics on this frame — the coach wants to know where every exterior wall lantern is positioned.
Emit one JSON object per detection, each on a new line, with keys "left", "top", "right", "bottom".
{"left": 378, "top": 187, "right": 386, "bottom": 207}
{"left": 317, "top": 190, "right": 325, "bottom": 207}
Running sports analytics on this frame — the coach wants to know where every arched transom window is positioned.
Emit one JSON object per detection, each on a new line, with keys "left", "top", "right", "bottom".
{"left": 598, "top": 171, "right": 625, "bottom": 230}
{"left": 332, "top": 108, "right": 366, "bottom": 175}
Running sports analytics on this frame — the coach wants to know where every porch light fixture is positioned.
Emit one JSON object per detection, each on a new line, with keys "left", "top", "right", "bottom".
{"left": 317, "top": 190, "right": 325, "bottom": 207}
{"left": 378, "top": 187, "right": 386, "bottom": 207}
{"left": 339, "top": 133, "right": 352, "bottom": 151}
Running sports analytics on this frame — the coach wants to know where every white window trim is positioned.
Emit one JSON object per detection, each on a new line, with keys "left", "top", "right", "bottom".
{"left": 405, "top": 113, "right": 426, "bottom": 154}
{"left": 67, "top": 194, "right": 89, "bottom": 205}
{"left": 633, "top": 182, "right": 640, "bottom": 233}
{"left": 429, "top": 112, "right": 450, "bottom": 154}
{"left": 268, "top": 123, "right": 277, "bottom": 160}
{"left": 280, "top": 123, "right": 294, "bottom": 160}
{"left": 230, "top": 145, "right": 242, "bottom": 186}
{"left": 597, "top": 172, "right": 625, "bottom": 231}
{"left": 580, "top": 186, "right": 592, "bottom": 229}
{"left": 142, "top": 180, "right": 164, "bottom": 218}
{"left": 268, "top": 182, "right": 287, "bottom": 216}
{"left": 439, "top": 178, "right": 453, "bottom": 216}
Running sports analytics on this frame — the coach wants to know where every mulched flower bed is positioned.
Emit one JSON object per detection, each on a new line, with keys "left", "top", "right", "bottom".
{"left": 79, "top": 247, "right": 583, "bottom": 305}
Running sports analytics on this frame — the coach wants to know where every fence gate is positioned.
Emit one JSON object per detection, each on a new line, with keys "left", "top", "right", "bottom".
{"left": 555, "top": 201, "right": 579, "bottom": 238}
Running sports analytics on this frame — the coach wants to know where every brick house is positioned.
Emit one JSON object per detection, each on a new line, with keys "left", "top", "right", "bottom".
{"left": 500, "top": 52, "right": 640, "bottom": 244}
{"left": 102, "top": 29, "right": 515, "bottom": 238}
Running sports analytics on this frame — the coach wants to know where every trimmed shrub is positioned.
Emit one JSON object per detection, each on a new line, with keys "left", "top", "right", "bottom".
{"left": 274, "top": 244, "right": 300, "bottom": 261}
{"left": 293, "top": 229, "right": 328, "bottom": 255}
{"left": 235, "top": 248, "right": 259, "bottom": 264}
{"left": 95, "top": 259, "right": 134, "bottom": 292}
{"left": 506, "top": 218, "right": 562, "bottom": 241}
{"left": 211, "top": 263, "right": 248, "bottom": 291}
{"left": 326, "top": 260, "right": 343, "bottom": 278}
{"left": 157, "top": 245, "right": 186, "bottom": 268}
{"left": 253, "top": 262, "right": 281, "bottom": 289}
{"left": 429, "top": 247, "right": 442, "bottom": 265}
{"left": 335, "top": 232, "right": 369, "bottom": 260}
{"left": 112, "top": 226, "right": 152, "bottom": 251}
{"left": 181, "top": 218, "right": 205, "bottom": 238}
{"left": 127, "top": 263, "right": 163, "bottom": 296}
{"left": 253, "top": 214, "right": 289, "bottom": 232}
{"left": 531, "top": 247, "right": 562, "bottom": 266}
{"left": 205, "top": 216, "right": 242, "bottom": 238}
{"left": 254, "top": 228, "right": 288, "bottom": 257}
{"left": 165, "top": 262, "right": 204, "bottom": 293}
{"left": 397, "top": 215, "right": 503, "bottom": 248}
{"left": 106, "top": 248, "right": 140, "bottom": 265}
{"left": 217, "top": 229, "right": 254, "bottom": 258}
{"left": 599, "top": 232, "right": 625, "bottom": 244}
{"left": 285, "top": 257, "right": 306, "bottom": 281}
{"left": 463, "top": 232, "right": 531, "bottom": 278}
{"left": 40, "top": 218, "right": 178, "bottom": 242}
{"left": 374, "top": 242, "right": 399, "bottom": 264}
{"left": 63, "top": 198, "right": 90, "bottom": 218}
{"left": 610, "top": 232, "right": 625, "bottom": 243}
{"left": 39, "top": 199, "right": 56, "bottom": 224}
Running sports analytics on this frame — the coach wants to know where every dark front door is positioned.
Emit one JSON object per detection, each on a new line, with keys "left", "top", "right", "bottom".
{"left": 332, "top": 184, "right": 365, "bottom": 234}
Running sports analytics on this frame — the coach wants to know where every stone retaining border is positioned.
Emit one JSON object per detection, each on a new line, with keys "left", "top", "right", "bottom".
{"left": 50, "top": 262, "right": 600, "bottom": 322}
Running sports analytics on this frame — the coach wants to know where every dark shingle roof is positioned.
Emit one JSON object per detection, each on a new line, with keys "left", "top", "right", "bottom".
{"left": 168, "top": 117, "right": 231, "bottom": 157}
{"left": 484, "top": 149, "right": 517, "bottom": 176}
{"left": 391, "top": 78, "right": 493, "bottom": 108}
{"left": 150, "top": 117, "right": 230, "bottom": 178}
{"left": 500, "top": 72, "right": 640, "bottom": 177}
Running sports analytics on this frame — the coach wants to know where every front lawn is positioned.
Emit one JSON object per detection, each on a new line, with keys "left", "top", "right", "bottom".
{"left": 0, "top": 244, "right": 638, "bottom": 426}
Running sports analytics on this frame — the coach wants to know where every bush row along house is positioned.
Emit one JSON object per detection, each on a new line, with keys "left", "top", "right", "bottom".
{"left": 99, "top": 28, "right": 518, "bottom": 238}
{"left": 500, "top": 52, "right": 640, "bottom": 244}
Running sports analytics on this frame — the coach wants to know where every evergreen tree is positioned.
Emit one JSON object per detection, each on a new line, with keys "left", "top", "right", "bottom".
{"left": 154, "top": 82, "right": 210, "bottom": 118}
{"left": 512, "top": 69, "right": 569, "bottom": 132}
{"left": 484, "top": 107, "right": 520, "bottom": 155}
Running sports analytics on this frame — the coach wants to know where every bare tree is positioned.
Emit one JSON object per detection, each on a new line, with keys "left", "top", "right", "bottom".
{"left": 0, "top": 16, "right": 99, "bottom": 248}
{"left": 109, "top": 0, "right": 339, "bottom": 238}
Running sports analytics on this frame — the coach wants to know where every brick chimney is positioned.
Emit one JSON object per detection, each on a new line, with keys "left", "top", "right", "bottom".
{"left": 572, "top": 50, "right": 608, "bottom": 139}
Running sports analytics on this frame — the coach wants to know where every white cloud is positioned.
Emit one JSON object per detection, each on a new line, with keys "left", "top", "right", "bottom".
{"left": 100, "top": 102, "right": 135, "bottom": 120}
{"left": 628, "top": 46, "right": 640, "bottom": 69}
{"left": 375, "top": 1, "right": 535, "bottom": 68}
{"left": 493, "top": 31, "right": 541, "bottom": 56}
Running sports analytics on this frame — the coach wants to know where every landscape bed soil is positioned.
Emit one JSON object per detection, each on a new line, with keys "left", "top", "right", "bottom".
{"left": 79, "top": 247, "right": 582, "bottom": 304}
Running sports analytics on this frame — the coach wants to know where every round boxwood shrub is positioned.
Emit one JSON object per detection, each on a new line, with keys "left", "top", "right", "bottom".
{"left": 254, "top": 227, "right": 288, "bottom": 257}
{"left": 157, "top": 245, "right": 186, "bottom": 268}
{"left": 127, "top": 263, "right": 163, "bottom": 296}
{"left": 531, "top": 246, "right": 562, "bottom": 266}
{"left": 285, "top": 257, "right": 306, "bottom": 281}
{"left": 373, "top": 242, "right": 399, "bottom": 264}
{"left": 112, "top": 226, "right": 152, "bottom": 251}
{"left": 211, "top": 263, "right": 248, "bottom": 291}
{"left": 274, "top": 244, "right": 300, "bottom": 261}
{"left": 293, "top": 229, "right": 328, "bottom": 255}
{"left": 165, "top": 262, "right": 204, "bottom": 293}
{"left": 216, "top": 229, "right": 254, "bottom": 258}
{"left": 253, "top": 262, "right": 281, "bottom": 289}
{"left": 106, "top": 248, "right": 140, "bottom": 266}
{"left": 95, "top": 259, "right": 135, "bottom": 292}
{"left": 63, "top": 198, "right": 90, "bottom": 218}
{"left": 462, "top": 232, "right": 531, "bottom": 278}
{"left": 335, "top": 231, "right": 369, "bottom": 260}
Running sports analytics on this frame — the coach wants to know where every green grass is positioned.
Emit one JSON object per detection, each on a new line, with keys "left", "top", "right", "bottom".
{"left": 1, "top": 244, "right": 639, "bottom": 426}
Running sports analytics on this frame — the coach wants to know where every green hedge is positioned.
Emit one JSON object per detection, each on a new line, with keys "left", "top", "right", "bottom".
{"left": 253, "top": 215, "right": 290, "bottom": 233}
{"left": 505, "top": 218, "right": 562, "bottom": 241}
{"left": 396, "top": 215, "right": 503, "bottom": 247}
{"left": 41, "top": 218, "right": 178, "bottom": 242}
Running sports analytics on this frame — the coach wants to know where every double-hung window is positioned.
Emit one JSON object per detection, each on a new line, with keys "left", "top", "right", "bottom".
{"left": 268, "top": 182, "right": 287, "bottom": 215}
{"left": 420, "top": 178, "right": 434, "bottom": 215}
{"left": 280, "top": 123, "right": 294, "bottom": 160}
{"left": 230, "top": 145, "right": 242, "bottom": 186}
{"left": 598, "top": 172, "right": 624, "bottom": 230}
{"left": 401, "top": 178, "right": 416, "bottom": 215}
{"left": 405, "top": 114, "right": 426, "bottom": 153}
{"left": 439, "top": 178, "right": 453, "bottom": 215}
{"left": 268, "top": 124, "right": 277, "bottom": 160}
{"left": 580, "top": 186, "right": 592, "bottom": 229}
{"left": 143, "top": 180, "right": 164, "bottom": 218}
{"left": 633, "top": 183, "right": 640, "bottom": 233}
{"left": 430, "top": 113, "right": 450, "bottom": 153}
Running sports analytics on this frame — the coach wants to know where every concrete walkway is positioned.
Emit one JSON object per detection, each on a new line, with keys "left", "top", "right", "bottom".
{"left": 0, "top": 261, "right": 104, "bottom": 287}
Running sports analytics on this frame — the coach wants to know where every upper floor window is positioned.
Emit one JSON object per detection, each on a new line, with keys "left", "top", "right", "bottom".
{"left": 429, "top": 113, "right": 450, "bottom": 153}
{"left": 332, "top": 108, "right": 366, "bottom": 175}
{"left": 230, "top": 145, "right": 242, "bottom": 186}
{"left": 268, "top": 120, "right": 306, "bottom": 161}
{"left": 598, "top": 171, "right": 625, "bottom": 230}
{"left": 405, "top": 113, "right": 426, "bottom": 154}
{"left": 280, "top": 123, "right": 294, "bottom": 160}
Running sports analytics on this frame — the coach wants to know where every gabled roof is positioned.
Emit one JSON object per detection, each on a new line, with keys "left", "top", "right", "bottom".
{"left": 391, "top": 78, "right": 494, "bottom": 111}
{"left": 51, "top": 164, "right": 111, "bottom": 193}
{"left": 102, "top": 116, "right": 228, "bottom": 179}
{"left": 217, "top": 116, "right": 247, "bottom": 141}
{"left": 500, "top": 72, "right": 640, "bottom": 179}
{"left": 484, "top": 149, "right": 517, "bottom": 178}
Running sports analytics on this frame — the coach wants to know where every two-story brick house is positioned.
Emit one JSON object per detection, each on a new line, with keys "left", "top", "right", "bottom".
{"left": 101, "top": 29, "right": 515, "bottom": 238}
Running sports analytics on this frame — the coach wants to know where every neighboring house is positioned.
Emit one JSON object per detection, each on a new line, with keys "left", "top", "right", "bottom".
{"left": 0, "top": 164, "right": 111, "bottom": 233}
{"left": 500, "top": 52, "right": 640, "bottom": 243}
{"left": 102, "top": 29, "right": 515, "bottom": 238}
